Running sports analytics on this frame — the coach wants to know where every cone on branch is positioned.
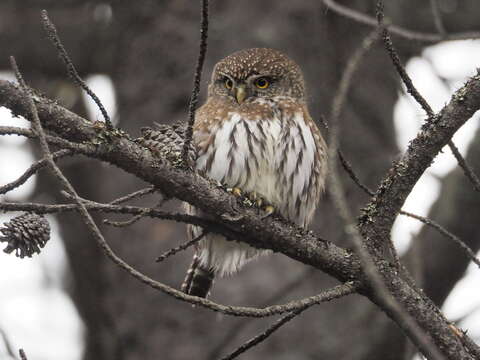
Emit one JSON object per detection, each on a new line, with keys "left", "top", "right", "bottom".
{"left": 0, "top": 213, "right": 51, "bottom": 258}
{"left": 136, "top": 124, "right": 197, "bottom": 168}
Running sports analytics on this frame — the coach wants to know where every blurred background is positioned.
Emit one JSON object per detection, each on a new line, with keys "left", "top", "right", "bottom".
{"left": 1, "top": 1, "right": 480, "bottom": 359}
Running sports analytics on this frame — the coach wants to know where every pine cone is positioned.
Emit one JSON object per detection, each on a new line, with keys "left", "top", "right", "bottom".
{"left": 135, "top": 124, "right": 197, "bottom": 167}
{"left": 0, "top": 213, "right": 51, "bottom": 258}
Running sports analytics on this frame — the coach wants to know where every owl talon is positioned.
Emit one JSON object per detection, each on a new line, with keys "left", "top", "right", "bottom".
{"left": 248, "top": 191, "right": 258, "bottom": 202}
{"left": 232, "top": 187, "right": 242, "bottom": 197}
{"left": 227, "top": 187, "right": 243, "bottom": 197}
{"left": 261, "top": 205, "right": 275, "bottom": 218}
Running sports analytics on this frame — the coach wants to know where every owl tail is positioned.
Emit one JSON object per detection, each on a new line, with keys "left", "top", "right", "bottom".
{"left": 181, "top": 253, "right": 215, "bottom": 298}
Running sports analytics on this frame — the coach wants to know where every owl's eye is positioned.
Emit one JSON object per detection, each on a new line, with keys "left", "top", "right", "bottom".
{"left": 224, "top": 78, "right": 233, "bottom": 89}
{"left": 255, "top": 77, "right": 270, "bottom": 89}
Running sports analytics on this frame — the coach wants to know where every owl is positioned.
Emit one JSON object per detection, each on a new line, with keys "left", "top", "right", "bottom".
{"left": 182, "top": 48, "right": 327, "bottom": 298}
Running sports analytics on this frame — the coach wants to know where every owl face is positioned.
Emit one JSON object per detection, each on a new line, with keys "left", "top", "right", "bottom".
{"left": 209, "top": 48, "right": 306, "bottom": 104}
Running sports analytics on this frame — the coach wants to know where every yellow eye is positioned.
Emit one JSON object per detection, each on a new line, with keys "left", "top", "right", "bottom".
{"left": 225, "top": 78, "right": 233, "bottom": 89}
{"left": 255, "top": 77, "right": 270, "bottom": 89}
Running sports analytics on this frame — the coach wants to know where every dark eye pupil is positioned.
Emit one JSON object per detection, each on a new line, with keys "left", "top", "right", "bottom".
{"left": 258, "top": 79, "right": 266, "bottom": 86}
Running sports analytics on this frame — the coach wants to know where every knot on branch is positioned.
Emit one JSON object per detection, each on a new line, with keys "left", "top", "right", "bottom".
{"left": 0, "top": 213, "right": 51, "bottom": 258}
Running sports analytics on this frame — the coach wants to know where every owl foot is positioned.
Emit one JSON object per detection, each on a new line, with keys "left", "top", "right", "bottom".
{"left": 226, "top": 188, "right": 275, "bottom": 217}
{"left": 261, "top": 205, "right": 275, "bottom": 218}
{"left": 227, "top": 187, "right": 243, "bottom": 197}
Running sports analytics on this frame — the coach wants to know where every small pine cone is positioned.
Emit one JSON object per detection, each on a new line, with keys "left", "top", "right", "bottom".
{"left": 0, "top": 213, "right": 50, "bottom": 258}
{"left": 135, "top": 124, "right": 197, "bottom": 167}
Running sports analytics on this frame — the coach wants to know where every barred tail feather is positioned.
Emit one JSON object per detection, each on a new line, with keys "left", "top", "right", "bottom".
{"left": 181, "top": 253, "right": 215, "bottom": 298}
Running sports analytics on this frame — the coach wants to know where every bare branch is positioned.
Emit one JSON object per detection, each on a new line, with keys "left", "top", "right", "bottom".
{"left": 207, "top": 269, "right": 315, "bottom": 359}
{"left": 40, "top": 10, "right": 113, "bottom": 129}
{"left": 109, "top": 186, "right": 156, "bottom": 205}
{"left": 430, "top": 0, "right": 447, "bottom": 36}
{"left": 182, "top": 0, "right": 209, "bottom": 165}
{"left": 322, "top": 0, "right": 480, "bottom": 42}
{"left": 400, "top": 211, "right": 480, "bottom": 269}
{"left": 19, "top": 349, "right": 28, "bottom": 360}
{"left": 0, "top": 149, "right": 72, "bottom": 195}
{"left": 220, "top": 282, "right": 358, "bottom": 360}
{"left": 0, "top": 328, "right": 16, "bottom": 359}
{"left": 155, "top": 231, "right": 206, "bottom": 263}
{"left": 448, "top": 140, "right": 480, "bottom": 192}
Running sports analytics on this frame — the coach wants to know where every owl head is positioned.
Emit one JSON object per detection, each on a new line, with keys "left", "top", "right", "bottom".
{"left": 209, "top": 48, "right": 306, "bottom": 104}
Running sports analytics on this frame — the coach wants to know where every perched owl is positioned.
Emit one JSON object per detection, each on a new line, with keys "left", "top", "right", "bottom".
{"left": 182, "top": 48, "right": 327, "bottom": 298}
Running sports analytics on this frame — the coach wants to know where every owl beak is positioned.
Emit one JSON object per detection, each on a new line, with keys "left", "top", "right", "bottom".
{"left": 234, "top": 85, "right": 247, "bottom": 104}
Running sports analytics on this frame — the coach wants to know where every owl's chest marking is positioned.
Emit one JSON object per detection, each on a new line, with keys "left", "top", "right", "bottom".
{"left": 195, "top": 99, "right": 323, "bottom": 227}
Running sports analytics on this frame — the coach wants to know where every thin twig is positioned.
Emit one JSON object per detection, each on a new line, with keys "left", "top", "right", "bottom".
{"left": 400, "top": 210, "right": 480, "bottom": 269}
{"left": 338, "top": 150, "right": 374, "bottom": 196}
{"left": 207, "top": 269, "right": 315, "bottom": 359}
{"left": 156, "top": 231, "right": 206, "bottom": 262}
{"left": 182, "top": 0, "right": 209, "bottom": 165}
{"left": 322, "top": 0, "right": 480, "bottom": 42}
{"left": 376, "top": 5, "right": 434, "bottom": 118}
{"left": 220, "top": 282, "right": 358, "bottom": 360}
{"left": 0, "top": 200, "right": 224, "bottom": 230}
{"left": 104, "top": 193, "right": 167, "bottom": 228}
{"left": 0, "top": 125, "right": 86, "bottom": 151}
{"left": 448, "top": 140, "right": 480, "bottom": 192}
{"left": 19, "top": 349, "right": 28, "bottom": 360}
{"left": 0, "top": 149, "right": 72, "bottom": 195}
{"left": 102, "top": 186, "right": 159, "bottom": 227}
{"left": 0, "top": 328, "right": 16, "bottom": 359}
{"left": 103, "top": 213, "right": 146, "bottom": 228}
{"left": 109, "top": 186, "right": 156, "bottom": 205}
{"left": 429, "top": 0, "right": 446, "bottom": 36}
{"left": 40, "top": 10, "right": 113, "bottom": 129}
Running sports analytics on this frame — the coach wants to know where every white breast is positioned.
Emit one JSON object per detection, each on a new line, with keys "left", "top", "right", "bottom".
{"left": 192, "top": 103, "right": 322, "bottom": 275}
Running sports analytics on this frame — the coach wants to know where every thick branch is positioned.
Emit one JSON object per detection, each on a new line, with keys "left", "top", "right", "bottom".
{"left": 359, "top": 73, "right": 480, "bottom": 249}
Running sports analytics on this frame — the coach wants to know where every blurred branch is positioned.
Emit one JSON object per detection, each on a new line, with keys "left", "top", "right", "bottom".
{"left": 19, "top": 349, "right": 27, "bottom": 360}
{"left": 220, "top": 282, "right": 358, "bottom": 360}
{"left": 322, "top": 0, "right": 480, "bottom": 42}
{"left": 400, "top": 211, "right": 480, "bottom": 269}
{"left": 207, "top": 269, "right": 315, "bottom": 359}
{"left": 0, "top": 149, "right": 73, "bottom": 195}
{"left": 0, "top": 328, "right": 15, "bottom": 359}
{"left": 327, "top": 25, "right": 443, "bottom": 359}
{"left": 429, "top": 0, "right": 446, "bottom": 36}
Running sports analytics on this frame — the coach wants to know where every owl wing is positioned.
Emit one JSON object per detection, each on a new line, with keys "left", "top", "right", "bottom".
{"left": 276, "top": 105, "right": 327, "bottom": 228}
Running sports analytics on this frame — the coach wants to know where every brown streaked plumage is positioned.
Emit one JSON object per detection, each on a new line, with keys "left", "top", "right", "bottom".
{"left": 183, "top": 48, "right": 327, "bottom": 298}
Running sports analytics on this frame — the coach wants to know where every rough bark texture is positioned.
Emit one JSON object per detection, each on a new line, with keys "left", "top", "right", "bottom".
{"left": 1, "top": 1, "right": 480, "bottom": 359}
